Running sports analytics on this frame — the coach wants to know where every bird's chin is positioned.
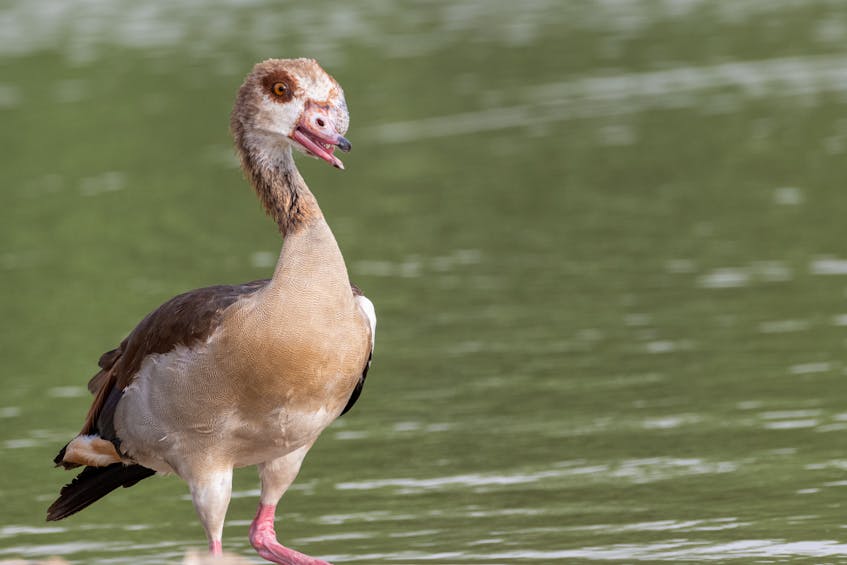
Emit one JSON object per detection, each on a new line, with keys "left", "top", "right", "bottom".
{"left": 290, "top": 128, "right": 345, "bottom": 170}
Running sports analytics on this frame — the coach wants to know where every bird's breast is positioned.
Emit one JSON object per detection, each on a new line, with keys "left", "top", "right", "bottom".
{"left": 223, "top": 297, "right": 370, "bottom": 420}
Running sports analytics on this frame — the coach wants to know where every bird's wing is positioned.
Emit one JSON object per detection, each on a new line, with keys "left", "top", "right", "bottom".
{"left": 79, "top": 279, "right": 271, "bottom": 439}
{"left": 341, "top": 284, "right": 376, "bottom": 416}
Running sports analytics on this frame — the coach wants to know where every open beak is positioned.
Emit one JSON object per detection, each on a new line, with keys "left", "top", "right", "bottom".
{"left": 290, "top": 104, "right": 351, "bottom": 170}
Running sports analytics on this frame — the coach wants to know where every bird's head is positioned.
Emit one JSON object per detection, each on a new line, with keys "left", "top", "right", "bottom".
{"left": 232, "top": 58, "right": 351, "bottom": 169}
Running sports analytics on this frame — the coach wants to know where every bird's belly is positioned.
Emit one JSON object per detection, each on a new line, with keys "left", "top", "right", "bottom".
{"left": 225, "top": 405, "right": 337, "bottom": 468}
{"left": 113, "top": 329, "right": 363, "bottom": 473}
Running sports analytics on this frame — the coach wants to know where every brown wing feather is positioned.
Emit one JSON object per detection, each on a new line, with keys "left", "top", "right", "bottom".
{"left": 78, "top": 279, "right": 270, "bottom": 437}
{"left": 87, "top": 347, "right": 123, "bottom": 394}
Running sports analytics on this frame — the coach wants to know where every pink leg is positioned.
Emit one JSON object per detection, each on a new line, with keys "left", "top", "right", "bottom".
{"left": 209, "top": 540, "right": 223, "bottom": 555}
{"left": 249, "top": 503, "right": 332, "bottom": 565}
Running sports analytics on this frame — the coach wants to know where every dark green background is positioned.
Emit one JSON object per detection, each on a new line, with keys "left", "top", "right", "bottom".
{"left": 2, "top": 1, "right": 847, "bottom": 563}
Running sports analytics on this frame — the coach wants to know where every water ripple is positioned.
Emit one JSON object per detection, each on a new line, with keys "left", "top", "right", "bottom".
{"left": 336, "top": 457, "right": 738, "bottom": 493}
{"left": 372, "top": 54, "right": 847, "bottom": 143}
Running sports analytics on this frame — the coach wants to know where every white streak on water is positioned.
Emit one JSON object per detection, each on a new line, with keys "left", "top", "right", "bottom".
{"left": 806, "top": 460, "right": 847, "bottom": 471}
{"left": 336, "top": 470, "right": 570, "bottom": 491}
{"left": 642, "top": 415, "right": 699, "bottom": 429}
{"left": 788, "top": 362, "right": 833, "bottom": 375}
{"left": 0, "top": 541, "right": 121, "bottom": 557}
{"left": 758, "top": 319, "right": 810, "bottom": 333}
{"left": 334, "top": 430, "right": 370, "bottom": 440}
{"left": 318, "top": 510, "right": 418, "bottom": 526}
{"left": 762, "top": 419, "right": 819, "bottom": 430}
{"left": 698, "top": 262, "right": 793, "bottom": 290}
{"left": 294, "top": 532, "right": 372, "bottom": 544}
{"left": 773, "top": 186, "right": 804, "bottom": 205}
{"left": 644, "top": 340, "right": 691, "bottom": 354}
{"left": 230, "top": 479, "right": 315, "bottom": 500}
{"left": 0, "top": 525, "right": 66, "bottom": 538}
{"left": 810, "top": 257, "right": 847, "bottom": 275}
{"left": 0, "top": 407, "right": 20, "bottom": 418}
{"left": 371, "top": 54, "right": 847, "bottom": 143}
{"left": 393, "top": 421, "right": 422, "bottom": 432}
{"left": 229, "top": 488, "right": 260, "bottom": 500}
{"left": 464, "top": 508, "right": 543, "bottom": 518}
{"left": 564, "top": 517, "right": 746, "bottom": 533}
{"left": 336, "top": 457, "right": 737, "bottom": 492}
{"left": 5, "top": 430, "right": 71, "bottom": 450}
{"left": 467, "top": 538, "right": 505, "bottom": 546}
{"left": 389, "top": 529, "right": 442, "bottom": 538}
{"left": 698, "top": 268, "right": 750, "bottom": 288}
{"left": 610, "top": 458, "right": 737, "bottom": 484}
{"left": 3, "top": 439, "right": 38, "bottom": 449}
{"left": 47, "top": 386, "right": 87, "bottom": 398}
{"left": 79, "top": 171, "right": 127, "bottom": 197}
{"left": 760, "top": 410, "right": 822, "bottom": 419}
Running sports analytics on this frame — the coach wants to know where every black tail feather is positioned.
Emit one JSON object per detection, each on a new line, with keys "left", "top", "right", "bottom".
{"left": 46, "top": 463, "right": 155, "bottom": 521}
{"left": 53, "top": 444, "right": 67, "bottom": 467}
{"left": 52, "top": 443, "right": 81, "bottom": 470}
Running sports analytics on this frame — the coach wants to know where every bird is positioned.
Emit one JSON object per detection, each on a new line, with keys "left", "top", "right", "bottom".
{"left": 47, "top": 58, "right": 376, "bottom": 565}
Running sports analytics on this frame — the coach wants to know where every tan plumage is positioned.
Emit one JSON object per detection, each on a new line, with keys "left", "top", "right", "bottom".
{"left": 48, "top": 59, "right": 375, "bottom": 565}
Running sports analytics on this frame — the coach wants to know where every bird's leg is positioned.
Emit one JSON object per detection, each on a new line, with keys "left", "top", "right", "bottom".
{"left": 250, "top": 443, "right": 330, "bottom": 565}
{"left": 187, "top": 468, "right": 233, "bottom": 556}
{"left": 210, "top": 540, "right": 223, "bottom": 555}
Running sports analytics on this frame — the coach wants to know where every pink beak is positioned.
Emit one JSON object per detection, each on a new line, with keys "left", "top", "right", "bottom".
{"left": 290, "top": 104, "right": 351, "bottom": 170}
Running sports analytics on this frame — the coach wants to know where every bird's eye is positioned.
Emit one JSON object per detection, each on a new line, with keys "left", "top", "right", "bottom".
{"left": 272, "top": 82, "right": 289, "bottom": 97}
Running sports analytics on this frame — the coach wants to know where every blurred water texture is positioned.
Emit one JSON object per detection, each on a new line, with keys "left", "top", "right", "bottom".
{"left": 2, "top": 0, "right": 847, "bottom": 562}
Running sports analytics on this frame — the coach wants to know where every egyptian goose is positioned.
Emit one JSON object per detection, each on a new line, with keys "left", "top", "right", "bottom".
{"left": 47, "top": 58, "right": 376, "bottom": 565}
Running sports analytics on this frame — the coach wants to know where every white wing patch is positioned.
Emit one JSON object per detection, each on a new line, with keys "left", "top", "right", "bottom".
{"left": 356, "top": 295, "right": 377, "bottom": 350}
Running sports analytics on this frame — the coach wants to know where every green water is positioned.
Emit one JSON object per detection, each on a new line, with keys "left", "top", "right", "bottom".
{"left": 3, "top": 1, "right": 847, "bottom": 563}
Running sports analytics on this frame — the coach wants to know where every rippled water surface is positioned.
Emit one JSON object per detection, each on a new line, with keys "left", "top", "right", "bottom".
{"left": 3, "top": 0, "right": 847, "bottom": 563}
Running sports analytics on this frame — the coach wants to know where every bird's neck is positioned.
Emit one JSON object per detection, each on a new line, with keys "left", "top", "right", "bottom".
{"left": 237, "top": 135, "right": 350, "bottom": 297}
{"left": 238, "top": 135, "right": 323, "bottom": 236}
